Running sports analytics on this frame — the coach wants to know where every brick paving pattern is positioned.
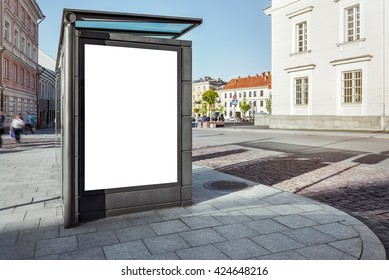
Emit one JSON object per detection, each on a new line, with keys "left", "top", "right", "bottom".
{"left": 193, "top": 141, "right": 389, "bottom": 259}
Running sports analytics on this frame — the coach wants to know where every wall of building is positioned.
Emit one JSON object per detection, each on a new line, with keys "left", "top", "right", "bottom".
{"left": 267, "top": 0, "right": 389, "bottom": 130}
{"left": 1, "top": 0, "right": 43, "bottom": 117}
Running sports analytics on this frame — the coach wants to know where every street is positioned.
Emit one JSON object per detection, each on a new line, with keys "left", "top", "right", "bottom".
{"left": 193, "top": 127, "right": 389, "bottom": 258}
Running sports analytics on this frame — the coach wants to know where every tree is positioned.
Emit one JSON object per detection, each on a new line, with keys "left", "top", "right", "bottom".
{"left": 193, "top": 107, "right": 200, "bottom": 115}
{"left": 239, "top": 97, "right": 251, "bottom": 118}
{"left": 201, "top": 90, "right": 219, "bottom": 118}
{"left": 265, "top": 94, "right": 272, "bottom": 114}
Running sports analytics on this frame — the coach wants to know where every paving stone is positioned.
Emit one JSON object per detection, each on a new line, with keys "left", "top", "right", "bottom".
{"left": 211, "top": 201, "right": 246, "bottom": 211}
{"left": 33, "top": 254, "right": 60, "bottom": 260}
{"left": 143, "top": 234, "right": 190, "bottom": 255}
{"left": 177, "top": 245, "right": 230, "bottom": 260}
{"left": 185, "top": 204, "right": 219, "bottom": 215}
{"left": 296, "top": 244, "right": 357, "bottom": 260}
{"left": 35, "top": 236, "right": 78, "bottom": 257}
{"left": 0, "top": 212, "right": 26, "bottom": 223}
{"left": 157, "top": 207, "right": 192, "bottom": 220}
{"left": 0, "top": 231, "right": 19, "bottom": 246}
{"left": 17, "top": 226, "right": 59, "bottom": 243}
{"left": 0, "top": 242, "right": 36, "bottom": 260}
{"left": 39, "top": 216, "right": 63, "bottom": 228}
{"left": 179, "top": 228, "right": 226, "bottom": 247}
{"left": 256, "top": 251, "right": 308, "bottom": 260}
{"left": 328, "top": 238, "right": 362, "bottom": 259}
{"left": 59, "top": 247, "right": 106, "bottom": 260}
{"left": 282, "top": 228, "right": 336, "bottom": 246}
{"left": 60, "top": 224, "right": 96, "bottom": 237}
{"left": 115, "top": 224, "right": 156, "bottom": 242}
{"left": 299, "top": 211, "right": 346, "bottom": 224}
{"left": 2, "top": 218, "right": 40, "bottom": 232}
{"left": 92, "top": 216, "right": 132, "bottom": 231}
{"left": 212, "top": 211, "right": 253, "bottom": 225}
{"left": 213, "top": 223, "right": 259, "bottom": 240}
{"left": 313, "top": 222, "right": 359, "bottom": 239}
{"left": 265, "top": 204, "right": 305, "bottom": 215}
{"left": 77, "top": 230, "right": 119, "bottom": 250}
{"left": 128, "top": 211, "right": 163, "bottom": 226}
{"left": 103, "top": 240, "right": 149, "bottom": 260}
{"left": 238, "top": 207, "right": 278, "bottom": 220}
{"left": 24, "top": 208, "right": 57, "bottom": 220}
{"left": 150, "top": 219, "right": 190, "bottom": 236}
{"left": 250, "top": 232, "right": 305, "bottom": 253}
{"left": 146, "top": 252, "right": 180, "bottom": 260}
{"left": 244, "top": 219, "right": 288, "bottom": 234}
{"left": 214, "top": 238, "right": 270, "bottom": 259}
{"left": 273, "top": 214, "right": 318, "bottom": 229}
{"left": 181, "top": 215, "right": 222, "bottom": 230}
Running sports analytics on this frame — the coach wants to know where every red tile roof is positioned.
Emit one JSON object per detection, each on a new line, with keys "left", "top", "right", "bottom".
{"left": 224, "top": 72, "right": 272, "bottom": 90}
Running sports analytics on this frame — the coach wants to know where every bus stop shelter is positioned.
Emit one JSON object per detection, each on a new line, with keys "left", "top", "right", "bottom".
{"left": 56, "top": 9, "right": 202, "bottom": 228}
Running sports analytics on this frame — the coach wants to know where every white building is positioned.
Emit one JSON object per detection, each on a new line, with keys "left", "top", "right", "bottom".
{"left": 263, "top": 0, "right": 389, "bottom": 131}
{"left": 220, "top": 73, "right": 272, "bottom": 118}
{"left": 192, "top": 76, "right": 226, "bottom": 115}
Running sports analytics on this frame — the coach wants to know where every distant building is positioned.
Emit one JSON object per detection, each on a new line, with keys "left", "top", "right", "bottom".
{"left": 264, "top": 0, "right": 389, "bottom": 131}
{"left": 0, "top": 0, "right": 44, "bottom": 119}
{"left": 220, "top": 73, "right": 272, "bottom": 118}
{"left": 192, "top": 76, "right": 226, "bottom": 115}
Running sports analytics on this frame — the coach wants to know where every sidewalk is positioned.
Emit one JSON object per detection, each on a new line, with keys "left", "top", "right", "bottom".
{"left": 0, "top": 146, "right": 385, "bottom": 260}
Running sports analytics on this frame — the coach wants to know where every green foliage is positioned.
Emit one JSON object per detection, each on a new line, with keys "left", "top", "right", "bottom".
{"left": 201, "top": 89, "right": 219, "bottom": 117}
{"left": 193, "top": 107, "right": 200, "bottom": 114}
{"left": 239, "top": 97, "right": 251, "bottom": 117}
{"left": 265, "top": 94, "right": 272, "bottom": 114}
{"left": 218, "top": 104, "right": 224, "bottom": 114}
{"left": 201, "top": 90, "right": 219, "bottom": 105}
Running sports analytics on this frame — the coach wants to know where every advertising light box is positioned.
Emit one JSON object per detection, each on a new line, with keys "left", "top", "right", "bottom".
{"left": 84, "top": 44, "right": 178, "bottom": 191}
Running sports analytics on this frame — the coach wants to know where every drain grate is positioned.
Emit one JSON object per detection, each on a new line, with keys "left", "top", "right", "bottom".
{"left": 203, "top": 180, "right": 250, "bottom": 191}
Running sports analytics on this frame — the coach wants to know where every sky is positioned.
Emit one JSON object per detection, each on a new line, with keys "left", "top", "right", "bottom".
{"left": 36, "top": 0, "right": 271, "bottom": 81}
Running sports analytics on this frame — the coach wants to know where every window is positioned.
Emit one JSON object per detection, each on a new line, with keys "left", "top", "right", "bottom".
{"left": 27, "top": 43, "right": 31, "bottom": 58}
{"left": 224, "top": 93, "right": 227, "bottom": 99}
{"left": 260, "top": 90, "right": 264, "bottom": 97}
{"left": 244, "top": 92, "right": 246, "bottom": 98}
{"left": 249, "top": 91, "right": 252, "bottom": 97}
{"left": 14, "top": 0, "right": 18, "bottom": 14}
{"left": 32, "top": 48, "right": 36, "bottom": 62}
{"left": 26, "top": 72, "right": 30, "bottom": 87}
{"left": 294, "top": 77, "right": 309, "bottom": 105}
{"left": 345, "top": 5, "right": 360, "bottom": 42}
{"left": 27, "top": 16, "right": 31, "bottom": 31}
{"left": 5, "top": 21, "right": 10, "bottom": 41}
{"left": 21, "top": 8, "right": 25, "bottom": 23}
{"left": 253, "top": 101, "right": 257, "bottom": 107}
{"left": 342, "top": 70, "right": 362, "bottom": 103}
{"left": 21, "top": 37, "right": 25, "bottom": 52}
{"left": 229, "top": 92, "right": 232, "bottom": 98}
{"left": 13, "top": 64, "right": 17, "bottom": 82}
{"left": 230, "top": 102, "right": 232, "bottom": 107}
{"left": 21, "top": 68, "right": 24, "bottom": 85}
{"left": 224, "top": 102, "right": 227, "bottom": 108}
{"left": 260, "top": 101, "right": 263, "bottom": 107}
{"left": 254, "top": 91, "right": 257, "bottom": 97}
{"left": 14, "top": 30, "right": 19, "bottom": 48}
{"left": 3, "top": 59, "right": 9, "bottom": 79}
{"left": 296, "top": 21, "right": 307, "bottom": 52}
{"left": 239, "top": 93, "right": 242, "bottom": 98}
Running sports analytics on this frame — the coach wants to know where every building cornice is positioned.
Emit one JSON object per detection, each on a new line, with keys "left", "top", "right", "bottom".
{"left": 330, "top": 55, "right": 373, "bottom": 66}
{"left": 284, "top": 64, "right": 316, "bottom": 73}
{"left": 286, "top": 6, "right": 314, "bottom": 19}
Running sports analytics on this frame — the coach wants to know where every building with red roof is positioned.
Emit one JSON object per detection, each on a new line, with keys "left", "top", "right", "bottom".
{"left": 220, "top": 72, "right": 272, "bottom": 119}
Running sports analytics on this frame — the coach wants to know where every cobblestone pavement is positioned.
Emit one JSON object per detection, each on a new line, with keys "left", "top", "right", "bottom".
{"left": 193, "top": 137, "right": 389, "bottom": 259}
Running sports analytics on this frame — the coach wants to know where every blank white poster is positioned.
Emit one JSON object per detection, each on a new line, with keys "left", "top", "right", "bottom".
{"left": 84, "top": 44, "right": 178, "bottom": 191}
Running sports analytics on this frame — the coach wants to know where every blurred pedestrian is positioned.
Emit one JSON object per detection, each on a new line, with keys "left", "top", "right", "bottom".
{"left": 10, "top": 113, "right": 25, "bottom": 143}
{"left": 0, "top": 111, "right": 5, "bottom": 148}
{"left": 23, "top": 112, "right": 34, "bottom": 134}
{"left": 30, "top": 114, "right": 37, "bottom": 132}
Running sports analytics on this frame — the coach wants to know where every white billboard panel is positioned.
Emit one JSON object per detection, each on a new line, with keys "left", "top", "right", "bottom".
{"left": 84, "top": 44, "right": 178, "bottom": 191}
